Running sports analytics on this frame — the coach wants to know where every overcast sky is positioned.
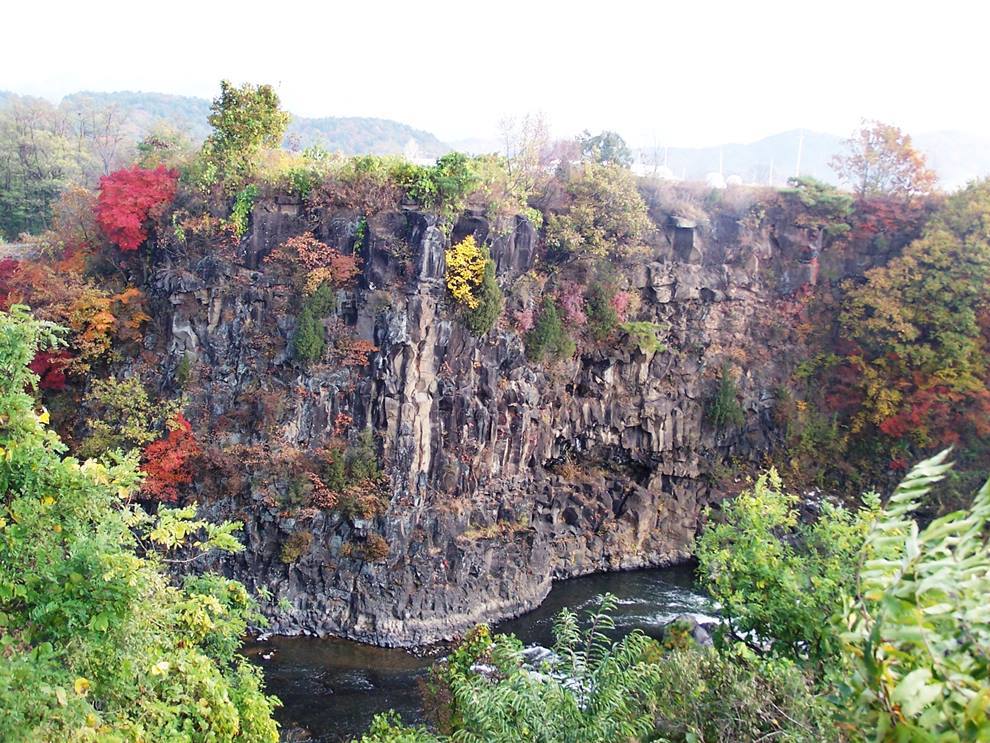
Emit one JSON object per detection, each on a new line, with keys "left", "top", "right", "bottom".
{"left": 3, "top": 0, "right": 987, "bottom": 147}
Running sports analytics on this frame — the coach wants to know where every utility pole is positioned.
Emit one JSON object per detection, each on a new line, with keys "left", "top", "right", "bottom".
{"left": 795, "top": 129, "right": 804, "bottom": 178}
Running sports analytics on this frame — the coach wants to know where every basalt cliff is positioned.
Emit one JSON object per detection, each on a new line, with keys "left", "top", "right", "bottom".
{"left": 138, "top": 190, "right": 887, "bottom": 647}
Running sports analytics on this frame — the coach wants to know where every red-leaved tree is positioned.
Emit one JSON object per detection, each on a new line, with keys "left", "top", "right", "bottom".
{"left": 28, "top": 351, "right": 73, "bottom": 391}
{"left": 95, "top": 165, "right": 179, "bottom": 250}
{"left": 140, "top": 412, "right": 202, "bottom": 503}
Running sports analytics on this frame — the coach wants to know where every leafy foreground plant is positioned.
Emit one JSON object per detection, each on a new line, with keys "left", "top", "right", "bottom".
{"left": 360, "top": 594, "right": 660, "bottom": 742}
{"left": 836, "top": 449, "right": 990, "bottom": 740}
{"left": 696, "top": 467, "right": 877, "bottom": 666}
{"left": 0, "top": 305, "right": 279, "bottom": 741}
{"left": 356, "top": 595, "right": 833, "bottom": 743}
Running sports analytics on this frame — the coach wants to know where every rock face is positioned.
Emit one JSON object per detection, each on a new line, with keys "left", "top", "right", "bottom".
{"left": 149, "top": 195, "right": 868, "bottom": 647}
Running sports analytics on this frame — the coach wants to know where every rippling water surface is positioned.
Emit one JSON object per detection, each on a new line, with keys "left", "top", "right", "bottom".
{"left": 247, "top": 565, "right": 714, "bottom": 741}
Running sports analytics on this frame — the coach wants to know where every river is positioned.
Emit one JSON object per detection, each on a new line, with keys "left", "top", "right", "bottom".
{"left": 245, "top": 565, "right": 714, "bottom": 741}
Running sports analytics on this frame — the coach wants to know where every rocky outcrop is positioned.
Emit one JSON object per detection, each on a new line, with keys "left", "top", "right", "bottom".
{"left": 148, "top": 195, "right": 871, "bottom": 647}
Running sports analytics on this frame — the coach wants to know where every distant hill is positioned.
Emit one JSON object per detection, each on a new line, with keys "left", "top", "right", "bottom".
{"left": 52, "top": 91, "right": 450, "bottom": 158}
{"left": 635, "top": 129, "right": 990, "bottom": 191}
{"left": 288, "top": 116, "right": 448, "bottom": 158}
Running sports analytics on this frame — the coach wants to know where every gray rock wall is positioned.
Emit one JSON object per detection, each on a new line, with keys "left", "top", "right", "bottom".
{"left": 153, "top": 196, "right": 856, "bottom": 646}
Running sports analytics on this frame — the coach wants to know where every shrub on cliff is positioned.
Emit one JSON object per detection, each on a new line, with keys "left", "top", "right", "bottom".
{"left": 620, "top": 320, "right": 666, "bottom": 355}
{"left": 545, "top": 161, "right": 652, "bottom": 262}
{"left": 140, "top": 411, "right": 203, "bottom": 503}
{"left": 291, "top": 279, "right": 340, "bottom": 364}
{"left": 444, "top": 236, "right": 487, "bottom": 309}
{"left": 444, "top": 235, "right": 503, "bottom": 336}
{"left": 585, "top": 281, "right": 620, "bottom": 341}
{"left": 0, "top": 306, "right": 280, "bottom": 742}
{"left": 704, "top": 366, "right": 745, "bottom": 430}
{"left": 293, "top": 306, "right": 325, "bottom": 363}
{"left": 524, "top": 297, "right": 575, "bottom": 362}
{"left": 464, "top": 259, "right": 503, "bottom": 336}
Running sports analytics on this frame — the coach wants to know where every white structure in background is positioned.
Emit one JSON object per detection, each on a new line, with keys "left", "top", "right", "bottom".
{"left": 634, "top": 140, "right": 678, "bottom": 180}
{"left": 705, "top": 147, "right": 727, "bottom": 189}
{"left": 726, "top": 174, "right": 744, "bottom": 186}
{"left": 403, "top": 138, "right": 435, "bottom": 166}
{"left": 705, "top": 172, "right": 727, "bottom": 189}
{"left": 633, "top": 161, "right": 677, "bottom": 179}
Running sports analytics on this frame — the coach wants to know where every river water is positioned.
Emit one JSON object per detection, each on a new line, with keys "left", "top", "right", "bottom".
{"left": 246, "top": 565, "right": 714, "bottom": 741}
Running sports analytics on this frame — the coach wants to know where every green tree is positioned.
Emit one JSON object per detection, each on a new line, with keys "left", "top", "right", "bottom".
{"left": 705, "top": 366, "right": 745, "bottom": 430}
{"left": 525, "top": 298, "right": 575, "bottom": 362}
{"left": 579, "top": 130, "right": 633, "bottom": 168}
{"left": 292, "top": 281, "right": 337, "bottom": 363}
{"left": 463, "top": 258, "right": 503, "bottom": 336}
{"left": 200, "top": 81, "right": 290, "bottom": 188}
{"left": 0, "top": 305, "right": 279, "bottom": 741}
{"left": 545, "top": 162, "right": 651, "bottom": 261}
{"left": 0, "top": 97, "right": 81, "bottom": 237}
{"left": 696, "top": 468, "right": 877, "bottom": 665}
{"left": 293, "top": 307, "right": 325, "bottom": 363}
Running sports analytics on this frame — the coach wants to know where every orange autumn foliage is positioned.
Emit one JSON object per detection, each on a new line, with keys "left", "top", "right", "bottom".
{"left": 0, "top": 257, "right": 151, "bottom": 373}
{"left": 265, "top": 234, "right": 361, "bottom": 286}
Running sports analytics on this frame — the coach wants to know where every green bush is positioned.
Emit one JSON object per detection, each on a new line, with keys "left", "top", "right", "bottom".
{"left": 651, "top": 645, "right": 840, "bottom": 742}
{"left": 525, "top": 298, "right": 575, "bottom": 362}
{"left": 463, "top": 258, "right": 503, "bottom": 336}
{"left": 356, "top": 596, "right": 838, "bottom": 743}
{"left": 620, "top": 321, "right": 666, "bottom": 354}
{"left": 392, "top": 152, "right": 479, "bottom": 227}
{"left": 292, "top": 308, "right": 324, "bottom": 363}
{"left": 0, "top": 306, "right": 280, "bottom": 742}
{"left": 292, "top": 282, "right": 336, "bottom": 363}
{"left": 585, "top": 282, "right": 619, "bottom": 341}
{"left": 545, "top": 162, "right": 652, "bottom": 261}
{"left": 426, "top": 594, "right": 662, "bottom": 742}
{"left": 696, "top": 467, "right": 876, "bottom": 665}
{"left": 705, "top": 366, "right": 745, "bottom": 429}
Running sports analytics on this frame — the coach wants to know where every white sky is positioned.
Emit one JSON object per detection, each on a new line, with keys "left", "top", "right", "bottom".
{"left": 3, "top": 0, "right": 988, "bottom": 147}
